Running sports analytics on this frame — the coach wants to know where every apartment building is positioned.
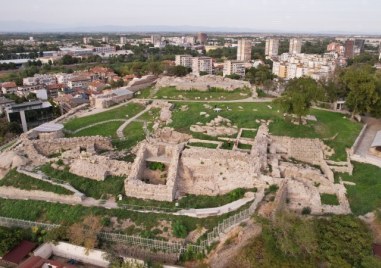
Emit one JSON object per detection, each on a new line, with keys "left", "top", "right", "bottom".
{"left": 223, "top": 60, "right": 246, "bottom": 77}
{"left": 102, "top": 36, "right": 109, "bottom": 43}
{"left": 272, "top": 53, "right": 337, "bottom": 81}
{"left": 23, "top": 74, "right": 57, "bottom": 86}
{"left": 192, "top": 57, "right": 213, "bottom": 75}
{"left": 83, "top": 37, "right": 92, "bottom": 45}
{"left": 289, "top": 38, "right": 302, "bottom": 54}
{"left": 120, "top": 36, "right": 128, "bottom": 45}
{"left": 265, "top": 38, "right": 279, "bottom": 57}
{"left": 94, "top": 46, "right": 116, "bottom": 54}
{"left": 237, "top": 39, "right": 252, "bottom": 61}
{"left": 175, "top": 55, "right": 193, "bottom": 68}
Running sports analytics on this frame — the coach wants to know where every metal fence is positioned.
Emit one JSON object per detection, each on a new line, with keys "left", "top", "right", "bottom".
{"left": 0, "top": 191, "right": 264, "bottom": 256}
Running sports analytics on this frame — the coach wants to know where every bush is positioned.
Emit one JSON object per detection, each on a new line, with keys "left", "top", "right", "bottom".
{"left": 172, "top": 220, "right": 188, "bottom": 238}
{"left": 148, "top": 162, "right": 166, "bottom": 171}
{"left": 302, "top": 207, "right": 311, "bottom": 215}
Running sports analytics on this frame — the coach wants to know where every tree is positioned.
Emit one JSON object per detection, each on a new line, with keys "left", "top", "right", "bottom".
{"left": 275, "top": 77, "right": 323, "bottom": 123}
{"left": 341, "top": 65, "right": 379, "bottom": 118}
{"left": 68, "top": 215, "right": 102, "bottom": 253}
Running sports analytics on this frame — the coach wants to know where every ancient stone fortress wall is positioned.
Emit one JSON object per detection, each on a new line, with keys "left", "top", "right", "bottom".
{"left": 125, "top": 142, "right": 184, "bottom": 202}
{"left": 251, "top": 124, "right": 270, "bottom": 174}
{"left": 177, "top": 147, "right": 262, "bottom": 196}
{"left": 69, "top": 155, "right": 131, "bottom": 181}
{"left": 32, "top": 136, "right": 113, "bottom": 157}
{"left": 155, "top": 75, "right": 254, "bottom": 92}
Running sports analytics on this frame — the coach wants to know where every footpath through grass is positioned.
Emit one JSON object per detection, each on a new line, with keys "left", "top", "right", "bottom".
{"left": 64, "top": 102, "right": 144, "bottom": 131}
{"left": 40, "top": 165, "right": 124, "bottom": 199}
{"left": 340, "top": 162, "right": 381, "bottom": 215}
{"left": 0, "top": 169, "right": 72, "bottom": 195}
{"left": 118, "top": 188, "right": 256, "bottom": 210}
{"left": 154, "top": 86, "right": 252, "bottom": 101}
{"left": 169, "top": 102, "right": 362, "bottom": 161}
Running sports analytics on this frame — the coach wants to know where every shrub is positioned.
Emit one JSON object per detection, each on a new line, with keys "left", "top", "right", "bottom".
{"left": 172, "top": 220, "right": 188, "bottom": 238}
{"left": 148, "top": 162, "right": 166, "bottom": 171}
{"left": 302, "top": 207, "right": 311, "bottom": 215}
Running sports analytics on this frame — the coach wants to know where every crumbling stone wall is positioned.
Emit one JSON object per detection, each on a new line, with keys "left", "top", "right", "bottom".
{"left": 32, "top": 136, "right": 113, "bottom": 157}
{"left": 125, "top": 142, "right": 183, "bottom": 201}
{"left": 177, "top": 147, "right": 263, "bottom": 196}
{"left": 69, "top": 156, "right": 131, "bottom": 181}
{"left": 155, "top": 75, "right": 255, "bottom": 92}
{"left": 251, "top": 124, "right": 269, "bottom": 174}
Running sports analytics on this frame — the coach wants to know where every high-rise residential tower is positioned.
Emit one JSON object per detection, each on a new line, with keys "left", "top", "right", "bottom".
{"left": 289, "top": 38, "right": 302, "bottom": 54}
{"left": 265, "top": 38, "right": 280, "bottom": 57}
{"left": 237, "top": 39, "right": 252, "bottom": 61}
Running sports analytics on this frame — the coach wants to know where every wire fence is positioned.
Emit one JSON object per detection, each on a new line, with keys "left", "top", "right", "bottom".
{"left": 0, "top": 191, "right": 264, "bottom": 256}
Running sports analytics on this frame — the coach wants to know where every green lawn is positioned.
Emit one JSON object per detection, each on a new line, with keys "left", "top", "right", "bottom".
{"left": 241, "top": 129, "right": 257, "bottom": 139}
{"left": 71, "top": 121, "right": 123, "bottom": 138}
{"left": 40, "top": 165, "right": 124, "bottom": 199}
{"left": 340, "top": 162, "right": 381, "bottom": 215}
{"left": 238, "top": 143, "right": 252, "bottom": 150}
{"left": 169, "top": 102, "right": 362, "bottom": 161}
{"left": 320, "top": 193, "right": 339, "bottom": 206}
{"left": 64, "top": 103, "right": 145, "bottom": 131}
{"left": 135, "top": 86, "right": 154, "bottom": 99}
{"left": 187, "top": 142, "right": 218, "bottom": 149}
{"left": 154, "top": 86, "right": 252, "bottom": 101}
{"left": 113, "top": 108, "right": 160, "bottom": 151}
{"left": 0, "top": 169, "right": 72, "bottom": 195}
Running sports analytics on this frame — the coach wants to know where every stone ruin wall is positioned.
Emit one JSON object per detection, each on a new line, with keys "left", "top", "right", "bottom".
{"left": 177, "top": 147, "right": 264, "bottom": 196}
{"left": 124, "top": 142, "right": 183, "bottom": 202}
{"left": 251, "top": 124, "right": 269, "bottom": 174}
{"left": 32, "top": 136, "right": 113, "bottom": 157}
{"left": 270, "top": 135, "right": 334, "bottom": 182}
{"left": 271, "top": 180, "right": 289, "bottom": 219}
{"left": 155, "top": 75, "right": 254, "bottom": 92}
{"left": 69, "top": 155, "right": 131, "bottom": 181}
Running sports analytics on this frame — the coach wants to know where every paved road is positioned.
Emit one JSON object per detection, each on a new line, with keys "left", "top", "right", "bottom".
{"left": 354, "top": 117, "right": 381, "bottom": 157}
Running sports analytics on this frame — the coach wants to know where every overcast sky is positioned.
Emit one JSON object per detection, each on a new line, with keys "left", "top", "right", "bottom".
{"left": 2, "top": 0, "right": 381, "bottom": 33}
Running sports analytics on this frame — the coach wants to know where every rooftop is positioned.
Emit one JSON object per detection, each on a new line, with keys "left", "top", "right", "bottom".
{"left": 2, "top": 240, "right": 37, "bottom": 264}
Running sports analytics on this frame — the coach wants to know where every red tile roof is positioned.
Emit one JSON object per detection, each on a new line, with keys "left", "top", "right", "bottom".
{"left": 2, "top": 240, "right": 37, "bottom": 264}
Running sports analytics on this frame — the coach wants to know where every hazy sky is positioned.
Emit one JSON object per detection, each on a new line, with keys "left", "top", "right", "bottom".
{"left": 2, "top": 0, "right": 381, "bottom": 33}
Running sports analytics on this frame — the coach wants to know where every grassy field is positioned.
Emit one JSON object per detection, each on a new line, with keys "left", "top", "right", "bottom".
{"left": 169, "top": 102, "right": 362, "bottom": 161}
{"left": 113, "top": 108, "right": 161, "bottom": 151}
{"left": 64, "top": 103, "right": 144, "bottom": 131}
{"left": 71, "top": 121, "right": 123, "bottom": 138}
{"left": 187, "top": 142, "right": 219, "bottom": 149}
{"left": 135, "top": 86, "right": 155, "bottom": 99}
{"left": 340, "top": 162, "right": 381, "bottom": 215}
{"left": 154, "top": 86, "right": 252, "bottom": 101}
{"left": 320, "top": 193, "right": 339, "bottom": 205}
{"left": 40, "top": 165, "right": 124, "bottom": 199}
{"left": 241, "top": 129, "right": 257, "bottom": 139}
{"left": 0, "top": 169, "right": 72, "bottom": 195}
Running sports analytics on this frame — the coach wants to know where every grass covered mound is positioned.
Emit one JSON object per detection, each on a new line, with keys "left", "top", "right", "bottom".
{"left": 0, "top": 169, "right": 72, "bottom": 195}
{"left": 64, "top": 102, "right": 144, "bottom": 131}
{"left": 154, "top": 86, "right": 252, "bottom": 101}
{"left": 169, "top": 102, "right": 362, "bottom": 161}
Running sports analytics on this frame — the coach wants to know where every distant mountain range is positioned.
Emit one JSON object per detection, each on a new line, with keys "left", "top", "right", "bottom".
{"left": 0, "top": 20, "right": 380, "bottom": 35}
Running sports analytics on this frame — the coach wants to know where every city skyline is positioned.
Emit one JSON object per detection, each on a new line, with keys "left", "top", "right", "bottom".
{"left": 0, "top": 0, "right": 381, "bottom": 34}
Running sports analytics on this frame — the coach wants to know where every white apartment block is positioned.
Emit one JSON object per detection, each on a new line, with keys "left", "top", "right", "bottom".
{"left": 289, "top": 38, "right": 302, "bottom": 54}
{"left": 83, "top": 37, "right": 92, "bottom": 45}
{"left": 102, "top": 36, "right": 109, "bottom": 43}
{"left": 237, "top": 39, "right": 252, "bottom": 61}
{"left": 120, "top": 36, "right": 127, "bottom": 45}
{"left": 265, "top": 38, "right": 279, "bottom": 57}
{"left": 272, "top": 53, "right": 337, "bottom": 81}
{"left": 55, "top": 73, "right": 75, "bottom": 85}
{"left": 94, "top": 46, "right": 116, "bottom": 54}
{"left": 223, "top": 60, "right": 246, "bottom": 77}
{"left": 23, "top": 74, "right": 57, "bottom": 86}
{"left": 192, "top": 57, "right": 213, "bottom": 75}
{"left": 175, "top": 55, "right": 193, "bottom": 68}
